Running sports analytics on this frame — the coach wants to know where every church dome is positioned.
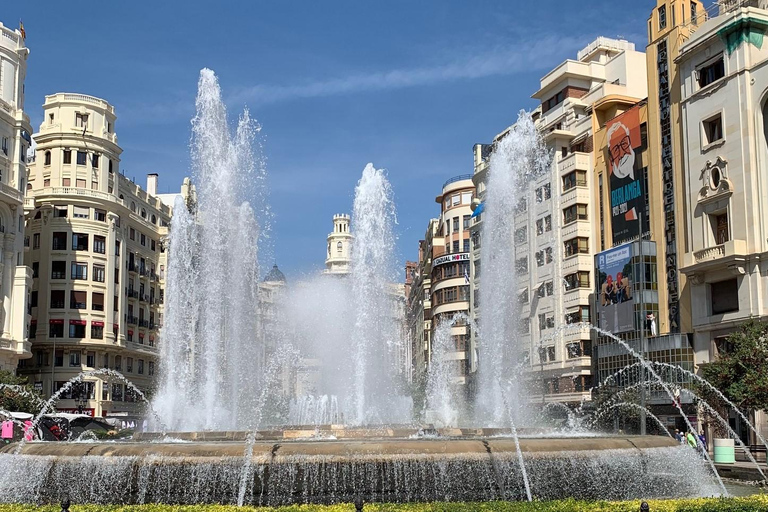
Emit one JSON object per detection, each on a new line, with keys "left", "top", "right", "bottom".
{"left": 263, "top": 264, "right": 286, "bottom": 283}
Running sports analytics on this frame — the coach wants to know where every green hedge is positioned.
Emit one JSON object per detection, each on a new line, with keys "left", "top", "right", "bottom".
{"left": 1, "top": 497, "right": 768, "bottom": 512}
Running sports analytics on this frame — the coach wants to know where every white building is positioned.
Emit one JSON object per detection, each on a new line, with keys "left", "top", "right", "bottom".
{"left": 472, "top": 37, "right": 648, "bottom": 406}
{"left": 677, "top": 1, "right": 768, "bottom": 438}
{"left": 0, "top": 22, "right": 32, "bottom": 371}
{"left": 324, "top": 213, "right": 352, "bottom": 275}
{"left": 21, "top": 93, "right": 176, "bottom": 418}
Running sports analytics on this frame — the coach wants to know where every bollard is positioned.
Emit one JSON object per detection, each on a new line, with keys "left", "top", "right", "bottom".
{"left": 353, "top": 496, "right": 364, "bottom": 511}
{"left": 60, "top": 498, "right": 71, "bottom": 512}
{"left": 640, "top": 501, "right": 649, "bottom": 512}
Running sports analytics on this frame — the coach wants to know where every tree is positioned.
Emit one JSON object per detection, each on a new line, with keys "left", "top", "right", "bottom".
{"left": 699, "top": 319, "right": 768, "bottom": 413}
{"left": 0, "top": 370, "right": 45, "bottom": 415}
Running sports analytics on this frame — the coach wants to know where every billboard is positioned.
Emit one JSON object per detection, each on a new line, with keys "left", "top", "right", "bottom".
{"left": 606, "top": 106, "right": 645, "bottom": 245}
{"left": 596, "top": 244, "right": 634, "bottom": 334}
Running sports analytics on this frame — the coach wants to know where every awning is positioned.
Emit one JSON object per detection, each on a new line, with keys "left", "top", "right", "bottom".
{"left": 69, "top": 320, "right": 87, "bottom": 325}
{"left": 127, "top": 330, "right": 134, "bottom": 335}
{"left": 91, "top": 321, "right": 105, "bottom": 327}
{"left": 49, "top": 319, "right": 64, "bottom": 324}
{"left": 470, "top": 201, "right": 485, "bottom": 218}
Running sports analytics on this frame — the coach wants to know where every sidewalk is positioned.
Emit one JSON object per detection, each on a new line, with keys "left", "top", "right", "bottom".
{"left": 716, "top": 460, "right": 768, "bottom": 482}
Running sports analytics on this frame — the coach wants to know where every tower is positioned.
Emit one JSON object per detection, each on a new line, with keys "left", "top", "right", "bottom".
{"left": 324, "top": 214, "right": 352, "bottom": 275}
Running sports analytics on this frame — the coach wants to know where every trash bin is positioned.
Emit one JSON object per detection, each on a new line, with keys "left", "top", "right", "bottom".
{"left": 713, "top": 438, "right": 735, "bottom": 464}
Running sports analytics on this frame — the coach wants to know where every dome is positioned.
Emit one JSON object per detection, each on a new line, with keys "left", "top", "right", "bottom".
{"left": 263, "top": 264, "right": 286, "bottom": 283}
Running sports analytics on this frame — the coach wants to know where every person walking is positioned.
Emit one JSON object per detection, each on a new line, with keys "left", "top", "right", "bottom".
{"left": 674, "top": 429, "right": 683, "bottom": 443}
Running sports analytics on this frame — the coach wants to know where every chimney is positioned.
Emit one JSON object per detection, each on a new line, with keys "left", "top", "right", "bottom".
{"left": 146, "top": 173, "right": 158, "bottom": 196}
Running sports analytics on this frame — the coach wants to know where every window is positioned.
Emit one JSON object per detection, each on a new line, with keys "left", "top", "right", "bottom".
{"left": 138, "top": 359, "right": 144, "bottom": 375}
{"left": 75, "top": 113, "right": 89, "bottom": 129}
{"left": 72, "top": 233, "right": 88, "bottom": 251}
{"left": 126, "top": 357, "right": 133, "bottom": 373}
{"left": 62, "top": 178, "right": 71, "bottom": 187}
{"left": 711, "top": 279, "right": 739, "bottom": 315}
{"left": 30, "top": 291, "right": 38, "bottom": 308}
{"left": 129, "top": 227, "right": 135, "bottom": 241}
{"left": 32, "top": 262, "right": 39, "bottom": 278}
{"left": 114, "top": 355, "right": 122, "bottom": 371}
{"left": 115, "top": 268, "right": 119, "bottom": 285}
{"left": 463, "top": 215, "right": 471, "bottom": 229}
{"left": 71, "top": 262, "right": 88, "bottom": 280}
{"left": 63, "top": 149, "right": 71, "bottom": 164}
{"left": 73, "top": 206, "right": 89, "bottom": 219}
{"left": 463, "top": 239, "right": 470, "bottom": 253}
{"left": 76, "top": 179, "right": 86, "bottom": 188}
{"left": 535, "top": 251, "right": 545, "bottom": 267}
{"left": 93, "top": 235, "right": 106, "bottom": 254}
{"left": 70, "top": 290, "right": 87, "bottom": 309}
{"left": 564, "top": 237, "right": 589, "bottom": 257}
{"left": 514, "top": 227, "right": 527, "bottom": 244}
{"left": 92, "top": 293, "right": 104, "bottom": 311}
{"left": 536, "top": 219, "right": 544, "bottom": 235}
{"left": 566, "top": 342, "right": 583, "bottom": 359}
{"left": 545, "top": 247, "right": 553, "bottom": 264}
{"left": 546, "top": 281, "right": 554, "bottom": 296}
{"left": 515, "top": 198, "right": 527, "bottom": 214}
{"left": 50, "top": 290, "right": 65, "bottom": 309}
{"left": 698, "top": 58, "right": 725, "bottom": 89}
{"left": 69, "top": 322, "right": 86, "bottom": 339}
{"left": 658, "top": 5, "right": 667, "bottom": 29}
{"left": 92, "top": 154, "right": 99, "bottom": 169}
{"left": 54, "top": 206, "right": 68, "bottom": 218}
{"left": 51, "top": 323, "right": 64, "bottom": 339}
{"left": 115, "top": 241, "right": 121, "bottom": 256}
{"left": 140, "top": 233, "right": 146, "bottom": 246}
{"left": 94, "top": 209, "right": 106, "bottom": 222}
{"left": 563, "top": 204, "right": 588, "bottom": 224}
{"left": 518, "top": 289, "right": 529, "bottom": 304}
{"left": 112, "top": 384, "right": 123, "bottom": 401}
{"left": 515, "top": 257, "right": 528, "bottom": 273}
{"left": 51, "top": 261, "right": 66, "bottom": 279}
{"left": 452, "top": 240, "right": 460, "bottom": 253}
{"left": 69, "top": 351, "right": 81, "bottom": 366}
{"left": 562, "top": 170, "right": 587, "bottom": 191}
{"left": 108, "top": 159, "right": 113, "bottom": 173}
{"left": 691, "top": 1, "right": 698, "bottom": 24}
{"left": 703, "top": 114, "right": 723, "bottom": 145}
{"left": 151, "top": 239, "right": 156, "bottom": 251}
{"left": 715, "top": 213, "right": 729, "bottom": 244}
{"left": 44, "top": 151, "right": 51, "bottom": 166}
{"left": 86, "top": 351, "right": 96, "bottom": 367}
{"left": 452, "top": 217, "right": 459, "bottom": 232}
{"left": 33, "top": 233, "right": 40, "bottom": 249}
{"left": 141, "top": 208, "right": 146, "bottom": 219}
{"left": 93, "top": 264, "right": 105, "bottom": 283}
{"left": 565, "top": 271, "right": 590, "bottom": 289}
{"left": 148, "top": 361, "right": 155, "bottom": 376}
{"left": 76, "top": 151, "right": 87, "bottom": 165}
{"left": 543, "top": 183, "right": 551, "bottom": 200}
{"left": 52, "top": 232, "right": 67, "bottom": 251}
{"left": 452, "top": 195, "right": 460, "bottom": 206}
{"left": 544, "top": 215, "right": 552, "bottom": 232}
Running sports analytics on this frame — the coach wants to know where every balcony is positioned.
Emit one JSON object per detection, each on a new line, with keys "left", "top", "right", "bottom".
{"left": 559, "top": 152, "right": 591, "bottom": 174}
{"left": 126, "top": 315, "right": 138, "bottom": 325}
{"left": 139, "top": 320, "right": 149, "bottom": 328}
{"left": 126, "top": 288, "right": 139, "bottom": 299}
{"left": 127, "top": 262, "right": 137, "bottom": 273}
{"left": 683, "top": 239, "right": 748, "bottom": 275}
{"left": 140, "top": 295, "right": 149, "bottom": 303}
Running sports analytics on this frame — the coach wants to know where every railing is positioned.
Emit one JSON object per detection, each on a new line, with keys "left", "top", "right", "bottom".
{"left": 139, "top": 320, "right": 149, "bottom": 328}
{"left": 43, "top": 187, "right": 125, "bottom": 207}
{"left": 140, "top": 295, "right": 148, "bottom": 303}
{"left": 0, "top": 182, "right": 23, "bottom": 203}
{"left": 693, "top": 244, "right": 725, "bottom": 263}
{"left": 23, "top": 197, "right": 35, "bottom": 209}
{"left": 126, "top": 315, "right": 138, "bottom": 325}
{"left": 442, "top": 174, "right": 473, "bottom": 189}
{"left": 127, "top": 262, "right": 137, "bottom": 273}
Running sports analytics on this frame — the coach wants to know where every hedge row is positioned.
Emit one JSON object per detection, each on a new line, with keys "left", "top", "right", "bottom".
{"left": 1, "top": 496, "right": 768, "bottom": 512}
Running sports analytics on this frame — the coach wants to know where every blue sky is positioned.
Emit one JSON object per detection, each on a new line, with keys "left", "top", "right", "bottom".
{"left": 7, "top": 1, "right": 657, "bottom": 279}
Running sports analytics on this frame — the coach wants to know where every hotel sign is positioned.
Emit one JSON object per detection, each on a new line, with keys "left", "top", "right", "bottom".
{"left": 433, "top": 252, "right": 469, "bottom": 267}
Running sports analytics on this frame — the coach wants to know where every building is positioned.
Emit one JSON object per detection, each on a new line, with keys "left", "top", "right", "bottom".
{"left": 324, "top": 213, "right": 352, "bottom": 275}
{"left": 0, "top": 22, "right": 33, "bottom": 372}
{"left": 470, "top": 37, "right": 647, "bottom": 407}
{"left": 429, "top": 176, "right": 475, "bottom": 392}
{"left": 406, "top": 219, "right": 439, "bottom": 407}
{"left": 20, "top": 93, "right": 175, "bottom": 419}
{"left": 676, "top": 0, "right": 768, "bottom": 440}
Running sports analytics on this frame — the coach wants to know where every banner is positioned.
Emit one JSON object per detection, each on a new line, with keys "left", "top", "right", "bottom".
{"left": 606, "top": 106, "right": 645, "bottom": 245}
{"left": 596, "top": 244, "right": 634, "bottom": 334}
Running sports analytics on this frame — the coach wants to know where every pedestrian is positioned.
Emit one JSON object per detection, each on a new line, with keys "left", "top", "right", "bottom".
{"left": 674, "top": 429, "right": 683, "bottom": 443}
{"left": 686, "top": 430, "right": 697, "bottom": 449}
{"left": 698, "top": 430, "right": 707, "bottom": 450}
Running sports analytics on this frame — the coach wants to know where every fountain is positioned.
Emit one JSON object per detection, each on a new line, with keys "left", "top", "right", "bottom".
{"left": 0, "top": 73, "right": 734, "bottom": 506}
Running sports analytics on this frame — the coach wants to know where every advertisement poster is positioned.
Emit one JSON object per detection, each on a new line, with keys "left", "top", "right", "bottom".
{"left": 606, "top": 106, "right": 645, "bottom": 245}
{"left": 596, "top": 244, "right": 634, "bottom": 334}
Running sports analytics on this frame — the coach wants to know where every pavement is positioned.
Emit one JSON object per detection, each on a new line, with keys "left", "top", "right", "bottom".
{"left": 716, "top": 460, "right": 768, "bottom": 482}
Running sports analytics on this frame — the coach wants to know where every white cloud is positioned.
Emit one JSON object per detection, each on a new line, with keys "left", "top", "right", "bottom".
{"left": 228, "top": 35, "right": 584, "bottom": 106}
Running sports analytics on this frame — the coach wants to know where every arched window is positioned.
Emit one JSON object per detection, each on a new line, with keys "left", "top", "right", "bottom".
{"left": 151, "top": 214, "right": 156, "bottom": 224}
{"left": 131, "top": 201, "right": 136, "bottom": 212}
{"left": 44, "top": 151, "right": 51, "bottom": 166}
{"left": 26, "top": 183, "right": 32, "bottom": 191}
{"left": 108, "top": 159, "right": 114, "bottom": 174}
{"left": 337, "top": 241, "right": 343, "bottom": 253}
{"left": 141, "top": 208, "right": 146, "bottom": 218}
{"left": 119, "top": 194, "right": 124, "bottom": 200}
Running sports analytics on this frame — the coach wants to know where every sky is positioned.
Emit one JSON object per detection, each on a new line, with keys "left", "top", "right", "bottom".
{"left": 6, "top": 1, "right": 659, "bottom": 280}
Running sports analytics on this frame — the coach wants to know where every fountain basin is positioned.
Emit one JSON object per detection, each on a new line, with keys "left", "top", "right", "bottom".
{"left": 0, "top": 435, "right": 717, "bottom": 505}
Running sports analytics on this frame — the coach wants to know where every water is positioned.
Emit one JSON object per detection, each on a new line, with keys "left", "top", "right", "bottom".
{"left": 152, "top": 69, "right": 266, "bottom": 431}
{"left": 475, "top": 111, "right": 549, "bottom": 427}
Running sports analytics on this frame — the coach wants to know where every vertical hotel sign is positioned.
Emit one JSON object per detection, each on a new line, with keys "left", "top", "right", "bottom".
{"left": 606, "top": 105, "right": 645, "bottom": 245}
{"left": 657, "top": 40, "right": 680, "bottom": 332}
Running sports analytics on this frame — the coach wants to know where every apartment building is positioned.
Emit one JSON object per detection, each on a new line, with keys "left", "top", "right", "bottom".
{"left": 20, "top": 93, "right": 175, "bottom": 419}
{"left": 471, "top": 37, "right": 647, "bottom": 407}
{"left": 676, "top": 0, "right": 768, "bottom": 439}
{"left": 0, "top": 22, "right": 33, "bottom": 372}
